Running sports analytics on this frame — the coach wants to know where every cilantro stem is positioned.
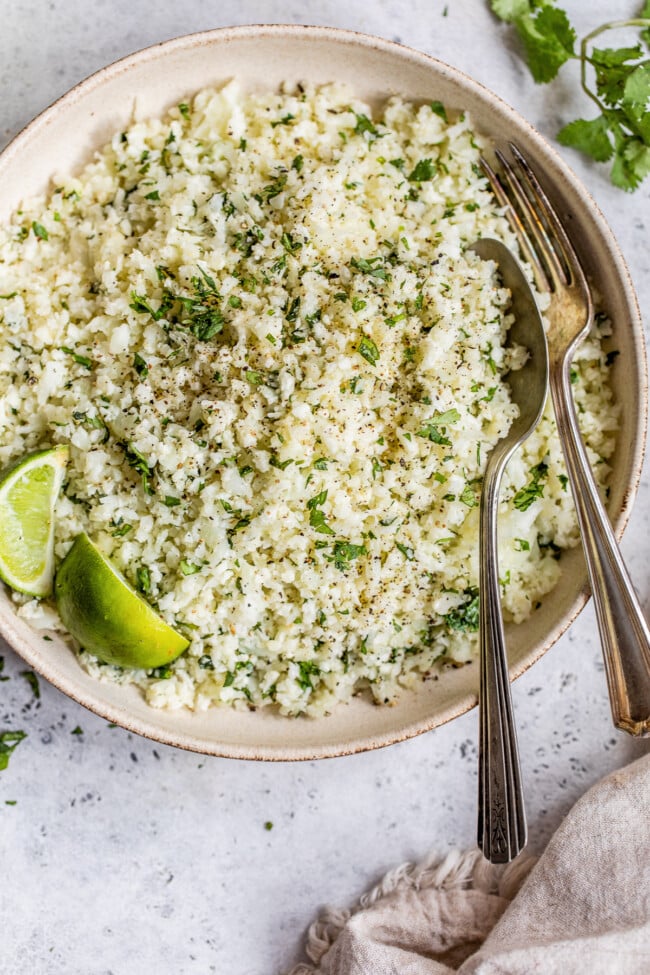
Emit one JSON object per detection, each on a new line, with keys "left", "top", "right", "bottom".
{"left": 580, "top": 19, "right": 650, "bottom": 115}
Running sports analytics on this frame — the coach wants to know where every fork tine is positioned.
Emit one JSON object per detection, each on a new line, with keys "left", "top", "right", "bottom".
{"left": 508, "top": 143, "right": 588, "bottom": 295}
{"left": 494, "top": 149, "right": 569, "bottom": 291}
{"left": 479, "top": 157, "right": 551, "bottom": 294}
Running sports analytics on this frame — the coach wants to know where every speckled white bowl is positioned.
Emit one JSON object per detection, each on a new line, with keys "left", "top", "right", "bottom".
{"left": 0, "top": 25, "right": 645, "bottom": 759}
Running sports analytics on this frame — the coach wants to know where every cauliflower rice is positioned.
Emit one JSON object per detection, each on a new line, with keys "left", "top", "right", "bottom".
{"left": 0, "top": 83, "right": 618, "bottom": 716}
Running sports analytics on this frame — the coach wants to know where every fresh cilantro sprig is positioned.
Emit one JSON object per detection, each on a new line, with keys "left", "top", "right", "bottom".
{"left": 490, "top": 1, "right": 650, "bottom": 189}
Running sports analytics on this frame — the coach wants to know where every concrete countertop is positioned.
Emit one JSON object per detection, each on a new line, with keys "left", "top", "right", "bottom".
{"left": 1, "top": 2, "right": 649, "bottom": 973}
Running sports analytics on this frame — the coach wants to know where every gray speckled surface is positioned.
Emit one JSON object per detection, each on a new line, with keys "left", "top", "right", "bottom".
{"left": 1, "top": 2, "right": 650, "bottom": 973}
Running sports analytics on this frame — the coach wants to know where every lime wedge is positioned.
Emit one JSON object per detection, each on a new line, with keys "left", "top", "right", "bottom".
{"left": 0, "top": 445, "right": 69, "bottom": 597}
{"left": 54, "top": 533, "right": 189, "bottom": 669}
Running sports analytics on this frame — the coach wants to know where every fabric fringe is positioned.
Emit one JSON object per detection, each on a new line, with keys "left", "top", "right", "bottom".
{"left": 287, "top": 847, "right": 537, "bottom": 974}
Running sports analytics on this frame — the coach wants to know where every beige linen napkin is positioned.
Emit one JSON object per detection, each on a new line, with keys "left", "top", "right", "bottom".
{"left": 290, "top": 753, "right": 650, "bottom": 975}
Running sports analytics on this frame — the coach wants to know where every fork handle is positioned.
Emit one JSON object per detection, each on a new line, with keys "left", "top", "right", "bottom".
{"left": 478, "top": 457, "right": 527, "bottom": 862}
{"left": 550, "top": 359, "right": 650, "bottom": 736}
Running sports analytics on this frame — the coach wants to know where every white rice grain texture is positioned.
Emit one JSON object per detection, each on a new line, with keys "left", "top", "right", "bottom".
{"left": 0, "top": 84, "right": 618, "bottom": 715}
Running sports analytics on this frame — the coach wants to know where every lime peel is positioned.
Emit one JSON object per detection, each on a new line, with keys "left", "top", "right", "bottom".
{"left": 55, "top": 533, "right": 189, "bottom": 669}
{"left": 0, "top": 445, "right": 69, "bottom": 597}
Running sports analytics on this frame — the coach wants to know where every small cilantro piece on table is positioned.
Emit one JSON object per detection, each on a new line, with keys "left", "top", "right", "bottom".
{"left": 0, "top": 730, "right": 27, "bottom": 771}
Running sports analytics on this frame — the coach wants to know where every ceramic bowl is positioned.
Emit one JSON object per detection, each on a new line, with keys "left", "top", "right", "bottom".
{"left": 0, "top": 25, "right": 645, "bottom": 759}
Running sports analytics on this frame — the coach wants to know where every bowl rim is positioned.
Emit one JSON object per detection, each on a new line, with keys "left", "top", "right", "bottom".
{"left": 0, "top": 23, "right": 646, "bottom": 760}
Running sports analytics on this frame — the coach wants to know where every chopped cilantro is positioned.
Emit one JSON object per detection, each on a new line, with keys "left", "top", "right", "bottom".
{"left": 119, "top": 441, "right": 155, "bottom": 495}
{"left": 513, "top": 461, "right": 549, "bottom": 511}
{"left": 430, "top": 100, "right": 448, "bottom": 121}
{"left": 396, "top": 541, "right": 415, "bottom": 561}
{"left": 297, "top": 660, "right": 320, "bottom": 690}
{"left": 307, "top": 490, "right": 334, "bottom": 535}
{"left": 269, "top": 455, "right": 294, "bottom": 471}
{"left": 59, "top": 346, "right": 92, "bottom": 370}
{"left": 444, "top": 587, "right": 480, "bottom": 632}
{"left": 358, "top": 335, "right": 380, "bottom": 366}
{"left": 180, "top": 560, "right": 201, "bottom": 576}
{"left": 281, "top": 231, "right": 302, "bottom": 253}
{"left": 270, "top": 113, "right": 295, "bottom": 128}
{"left": 150, "top": 665, "right": 173, "bottom": 680}
{"left": 32, "top": 221, "right": 49, "bottom": 241}
{"left": 133, "top": 352, "right": 148, "bottom": 378}
{"left": 325, "top": 540, "right": 367, "bottom": 572}
{"left": 136, "top": 566, "right": 151, "bottom": 595}
{"left": 350, "top": 256, "right": 388, "bottom": 280}
{"left": 417, "top": 408, "right": 460, "bottom": 446}
{"left": 459, "top": 485, "right": 477, "bottom": 508}
{"left": 354, "top": 113, "right": 382, "bottom": 139}
{"left": 408, "top": 158, "right": 436, "bottom": 182}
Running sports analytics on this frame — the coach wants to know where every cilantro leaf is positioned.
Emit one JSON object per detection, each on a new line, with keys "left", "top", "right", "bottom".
{"left": 557, "top": 116, "right": 614, "bottom": 161}
{"left": 515, "top": 6, "right": 576, "bottom": 84}
{"left": 490, "top": 0, "right": 533, "bottom": 21}
{"left": 612, "top": 137, "right": 650, "bottom": 191}
{"left": 623, "top": 62, "right": 650, "bottom": 108}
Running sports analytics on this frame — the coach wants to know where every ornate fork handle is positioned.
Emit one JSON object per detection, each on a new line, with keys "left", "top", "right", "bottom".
{"left": 551, "top": 357, "right": 650, "bottom": 737}
{"left": 478, "top": 450, "right": 527, "bottom": 862}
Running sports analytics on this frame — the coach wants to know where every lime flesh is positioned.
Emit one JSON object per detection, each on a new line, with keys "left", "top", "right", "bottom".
{"left": 0, "top": 445, "right": 69, "bottom": 597}
{"left": 55, "top": 533, "right": 189, "bottom": 669}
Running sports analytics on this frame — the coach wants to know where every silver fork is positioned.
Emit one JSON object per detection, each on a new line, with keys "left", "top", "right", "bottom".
{"left": 481, "top": 144, "right": 650, "bottom": 737}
